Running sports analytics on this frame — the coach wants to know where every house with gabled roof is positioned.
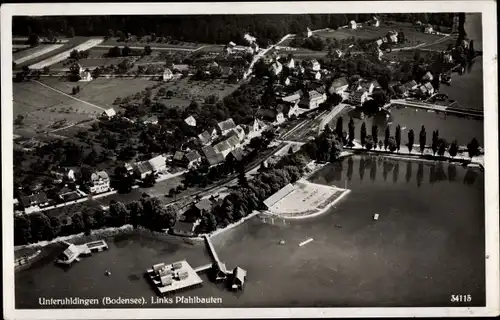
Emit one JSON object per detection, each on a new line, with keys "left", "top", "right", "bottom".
{"left": 403, "top": 80, "right": 418, "bottom": 91}
{"left": 102, "top": 108, "right": 116, "bottom": 119}
{"left": 202, "top": 145, "right": 225, "bottom": 167}
{"left": 184, "top": 150, "right": 202, "bottom": 169}
{"left": 216, "top": 118, "right": 237, "bottom": 136}
{"left": 227, "top": 125, "right": 246, "bottom": 142}
{"left": 257, "top": 108, "right": 285, "bottom": 125}
{"left": 148, "top": 154, "right": 167, "bottom": 173}
{"left": 163, "top": 68, "right": 173, "bottom": 81}
{"left": 134, "top": 161, "right": 154, "bottom": 179}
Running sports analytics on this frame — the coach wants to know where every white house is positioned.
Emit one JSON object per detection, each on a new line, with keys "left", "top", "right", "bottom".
{"left": 419, "top": 82, "right": 435, "bottom": 96}
{"left": 372, "top": 16, "right": 380, "bottom": 27}
{"left": 89, "top": 171, "right": 110, "bottom": 194}
{"left": 286, "top": 58, "right": 295, "bottom": 69}
{"left": 134, "top": 161, "right": 154, "bottom": 179}
{"left": 375, "top": 38, "right": 384, "bottom": 47}
{"left": 283, "top": 77, "right": 291, "bottom": 86}
{"left": 349, "top": 20, "right": 357, "bottom": 29}
{"left": 443, "top": 52, "right": 453, "bottom": 63}
{"left": 80, "top": 69, "right": 93, "bottom": 82}
{"left": 102, "top": 108, "right": 116, "bottom": 119}
{"left": 309, "top": 59, "right": 321, "bottom": 71}
{"left": 184, "top": 150, "right": 202, "bottom": 169}
{"left": 307, "top": 27, "right": 313, "bottom": 38}
{"left": 228, "top": 125, "right": 246, "bottom": 142}
{"left": 422, "top": 71, "right": 434, "bottom": 82}
{"left": 163, "top": 68, "right": 173, "bottom": 81}
{"left": 348, "top": 89, "right": 369, "bottom": 105}
{"left": 332, "top": 49, "right": 343, "bottom": 59}
{"left": 269, "top": 61, "right": 283, "bottom": 76}
{"left": 148, "top": 154, "right": 168, "bottom": 173}
{"left": 424, "top": 24, "right": 434, "bottom": 34}
{"left": 184, "top": 115, "right": 197, "bottom": 127}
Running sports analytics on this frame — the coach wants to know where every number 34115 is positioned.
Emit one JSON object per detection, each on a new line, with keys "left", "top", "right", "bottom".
{"left": 451, "top": 294, "right": 472, "bottom": 303}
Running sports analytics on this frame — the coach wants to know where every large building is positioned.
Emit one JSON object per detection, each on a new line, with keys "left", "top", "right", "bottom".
{"left": 348, "top": 89, "right": 369, "bottom": 105}
{"left": 299, "top": 90, "right": 327, "bottom": 110}
{"left": 217, "top": 118, "right": 237, "bottom": 136}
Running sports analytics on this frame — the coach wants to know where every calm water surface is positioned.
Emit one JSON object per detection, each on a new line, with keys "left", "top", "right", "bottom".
{"left": 16, "top": 156, "right": 485, "bottom": 308}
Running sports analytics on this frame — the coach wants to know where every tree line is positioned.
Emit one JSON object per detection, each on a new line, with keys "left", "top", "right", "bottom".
{"left": 13, "top": 14, "right": 455, "bottom": 48}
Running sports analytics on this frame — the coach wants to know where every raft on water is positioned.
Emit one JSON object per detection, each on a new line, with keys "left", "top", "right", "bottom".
{"left": 299, "top": 238, "right": 314, "bottom": 247}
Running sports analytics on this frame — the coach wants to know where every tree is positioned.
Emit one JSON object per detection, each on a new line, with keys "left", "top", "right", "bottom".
{"left": 467, "top": 138, "right": 480, "bottom": 159}
{"left": 348, "top": 118, "right": 355, "bottom": 145}
{"left": 384, "top": 126, "right": 390, "bottom": 150}
{"left": 408, "top": 129, "right": 415, "bottom": 153}
{"left": 371, "top": 124, "right": 378, "bottom": 149}
{"left": 360, "top": 122, "right": 367, "bottom": 146}
{"left": 431, "top": 130, "right": 439, "bottom": 155}
{"left": 419, "top": 125, "right": 426, "bottom": 154}
{"left": 388, "top": 137, "right": 397, "bottom": 152}
{"left": 109, "top": 201, "right": 130, "bottom": 227}
{"left": 27, "top": 34, "right": 39, "bottom": 47}
{"left": 335, "top": 116, "right": 343, "bottom": 138}
{"left": 122, "top": 46, "right": 132, "bottom": 56}
{"left": 42, "top": 66, "right": 50, "bottom": 74}
{"left": 437, "top": 139, "right": 446, "bottom": 157}
{"left": 69, "top": 27, "right": 76, "bottom": 38}
{"left": 395, "top": 125, "right": 401, "bottom": 152}
{"left": 365, "top": 135, "right": 374, "bottom": 150}
{"left": 238, "top": 166, "right": 248, "bottom": 187}
{"left": 107, "top": 46, "right": 121, "bottom": 57}
{"left": 144, "top": 45, "right": 152, "bottom": 55}
{"left": 143, "top": 173, "right": 156, "bottom": 187}
{"left": 449, "top": 140, "right": 458, "bottom": 158}
{"left": 324, "top": 123, "right": 332, "bottom": 136}
{"left": 14, "top": 215, "right": 32, "bottom": 245}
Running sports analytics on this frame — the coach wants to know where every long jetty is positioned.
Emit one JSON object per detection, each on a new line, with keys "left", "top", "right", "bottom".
{"left": 203, "top": 235, "right": 222, "bottom": 265}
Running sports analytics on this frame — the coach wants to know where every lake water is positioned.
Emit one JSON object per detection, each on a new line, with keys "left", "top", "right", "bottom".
{"left": 16, "top": 156, "right": 485, "bottom": 308}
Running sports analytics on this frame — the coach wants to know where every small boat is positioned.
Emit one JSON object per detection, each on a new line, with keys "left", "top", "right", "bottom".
{"left": 279, "top": 240, "right": 286, "bottom": 245}
{"left": 373, "top": 213, "right": 380, "bottom": 221}
{"left": 105, "top": 271, "right": 111, "bottom": 276}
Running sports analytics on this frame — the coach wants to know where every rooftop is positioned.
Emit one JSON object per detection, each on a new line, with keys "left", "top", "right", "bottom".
{"left": 202, "top": 145, "right": 225, "bottom": 166}
{"left": 147, "top": 260, "right": 203, "bottom": 294}
{"left": 217, "top": 118, "right": 236, "bottom": 132}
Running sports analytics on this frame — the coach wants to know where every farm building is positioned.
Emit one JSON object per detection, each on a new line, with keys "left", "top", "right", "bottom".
{"left": 372, "top": 16, "right": 380, "bottom": 27}
{"left": 306, "top": 27, "right": 313, "bottom": 38}
{"left": 418, "top": 82, "right": 435, "bottom": 96}
{"left": 217, "top": 118, "right": 237, "bottom": 136}
{"left": 308, "top": 59, "right": 321, "bottom": 71}
{"left": 88, "top": 171, "right": 110, "bottom": 194}
{"left": 102, "top": 108, "right": 116, "bottom": 119}
{"left": 184, "top": 116, "right": 197, "bottom": 127}
{"left": 214, "top": 135, "right": 241, "bottom": 158}
{"left": 184, "top": 150, "right": 202, "bottom": 169}
{"left": 424, "top": 24, "right": 434, "bottom": 34}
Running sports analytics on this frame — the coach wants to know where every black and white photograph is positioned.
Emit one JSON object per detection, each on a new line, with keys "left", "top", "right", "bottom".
{"left": 2, "top": 1, "right": 498, "bottom": 319}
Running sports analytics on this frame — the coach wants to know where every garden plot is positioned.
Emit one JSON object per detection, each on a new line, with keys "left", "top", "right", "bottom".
{"left": 14, "top": 44, "right": 65, "bottom": 65}
{"left": 29, "top": 38, "right": 104, "bottom": 70}
{"left": 157, "top": 78, "right": 239, "bottom": 106}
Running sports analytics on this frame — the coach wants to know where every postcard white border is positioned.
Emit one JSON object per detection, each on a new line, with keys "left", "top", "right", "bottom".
{"left": 2, "top": 1, "right": 498, "bottom": 319}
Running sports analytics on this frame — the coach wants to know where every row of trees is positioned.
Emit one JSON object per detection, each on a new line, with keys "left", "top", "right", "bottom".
{"left": 14, "top": 195, "right": 177, "bottom": 246}
{"left": 106, "top": 45, "right": 152, "bottom": 57}
{"left": 342, "top": 117, "right": 481, "bottom": 159}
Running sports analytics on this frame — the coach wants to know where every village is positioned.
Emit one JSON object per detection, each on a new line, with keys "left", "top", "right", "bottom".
{"left": 12, "top": 14, "right": 482, "bottom": 240}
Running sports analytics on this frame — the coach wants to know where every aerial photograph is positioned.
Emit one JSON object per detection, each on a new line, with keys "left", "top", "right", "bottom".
{"left": 11, "top": 12, "right": 485, "bottom": 309}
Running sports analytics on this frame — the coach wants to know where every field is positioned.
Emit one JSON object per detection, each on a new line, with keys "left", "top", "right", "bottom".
{"left": 156, "top": 78, "right": 240, "bottom": 106}
{"left": 39, "top": 77, "right": 155, "bottom": 109}
{"left": 29, "top": 38, "right": 104, "bottom": 70}
{"left": 13, "top": 81, "right": 99, "bottom": 136}
{"left": 315, "top": 23, "right": 445, "bottom": 45}
{"left": 13, "top": 44, "right": 64, "bottom": 65}
{"left": 13, "top": 37, "right": 91, "bottom": 69}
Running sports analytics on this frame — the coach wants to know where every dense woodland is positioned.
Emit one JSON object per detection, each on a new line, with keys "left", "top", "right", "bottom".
{"left": 13, "top": 13, "right": 456, "bottom": 46}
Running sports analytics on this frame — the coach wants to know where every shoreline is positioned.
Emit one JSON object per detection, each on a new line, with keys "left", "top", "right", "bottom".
{"left": 267, "top": 188, "right": 352, "bottom": 220}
